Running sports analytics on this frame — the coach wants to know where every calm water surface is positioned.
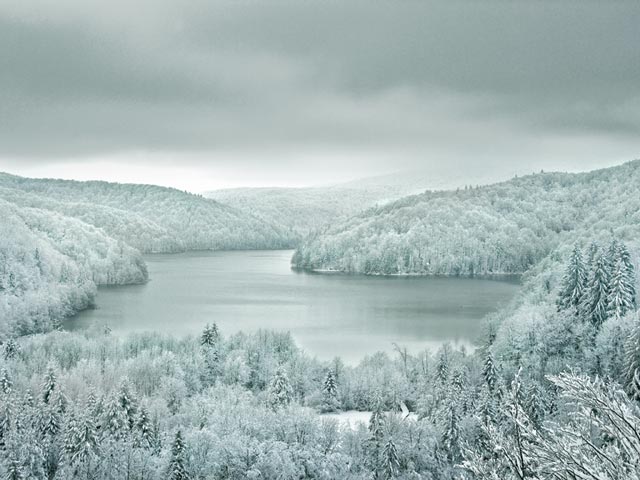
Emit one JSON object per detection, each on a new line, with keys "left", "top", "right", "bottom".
{"left": 65, "top": 250, "right": 520, "bottom": 363}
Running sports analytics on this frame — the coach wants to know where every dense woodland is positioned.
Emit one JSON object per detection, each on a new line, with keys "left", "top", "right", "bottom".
{"left": 0, "top": 173, "right": 291, "bottom": 253}
{"left": 0, "top": 173, "right": 292, "bottom": 337}
{"left": 2, "top": 162, "right": 640, "bottom": 478}
{"left": 293, "top": 161, "right": 640, "bottom": 276}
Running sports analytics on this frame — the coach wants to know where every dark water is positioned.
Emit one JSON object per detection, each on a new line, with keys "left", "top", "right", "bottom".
{"left": 65, "top": 250, "right": 520, "bottom": 363}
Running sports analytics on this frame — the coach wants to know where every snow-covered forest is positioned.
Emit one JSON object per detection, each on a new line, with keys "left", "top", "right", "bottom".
{"left": 1, "top": 161, "right": 640, "bottom": 478}
{"left": 0, "top": 173, "right": 293, "bottom": 336}
{"left": 206, "top": 170, "right": 496, "bottom": 242}
{"left": 0, "top": 234, "right": 638, "bottom": 478}
{"left": 293, "top": 161, "right": 640, "bottom": 276}
{"left": 0, "top": 173, "right": 291, "bottom": 253}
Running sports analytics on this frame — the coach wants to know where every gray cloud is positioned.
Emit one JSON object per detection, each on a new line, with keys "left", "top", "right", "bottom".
{"left": 1, "top": 0, "right": 639, "bottom": 187}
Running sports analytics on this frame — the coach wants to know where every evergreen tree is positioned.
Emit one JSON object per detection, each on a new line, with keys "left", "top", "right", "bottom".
{"left": 167, "top": 431, "right": 190, "bottom": 480}
{"left": 368, "top": 396, "right": 386, "bottom": 478}
{"left": 557, "top": 244, "right": 587, "bottom": 312}
{"left": 608, "top": 255, "right": 635, "bottom": 319}
{"left": 200, "top": 323, "right": 220, "bottom": 348}
{"left": 41, "top": 365, "right": 56, "bottom": 405}
{"left": 435, "top": 348, "right": 449, "bottom": 384}
{"left": 581, "top": 252, "right": 610, "bottom": 328}
{"left": 117, "top": 378, "right": 138, "bottom": 430}
{"left": 135, "top": 406, "right": 153, "bottom": 449}
{"left": 0, "top": 368, "right": 12, "bottom": 395}
{"left": 321, "top": 369, "right": 339, "bottom": 412}
{"left": 482, "top": 351, "right": 498, "bottom": 394}
{"left": 441, "top": 404, "right": 460, "bottom": 463}
{"left": 0, "top": 397, "right": 13, "bottom": 447}
{"left": 382, "top": 437, "right": 400, "bottom": 479}
{"left": 103, "top": 394, "right": 127, "bottom": 439}
{"left": 3, "top": 339, "right": 20, "bottom": 361}
{"left": 38, "top": 402, "right": 61, "bottom": 438}
{"left": 267, "top": 367, "right": 293, "bottom": 410}
{"left": 69, "top": 414, "right": 99, "bottom": 466}
{"left": 618, "top": 242, "right": 637, "bottom": 308}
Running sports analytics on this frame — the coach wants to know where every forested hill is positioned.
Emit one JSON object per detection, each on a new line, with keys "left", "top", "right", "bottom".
{"left": 206, "top": 170, "right": 500, "bottom": 242}
{"left": 293, "top": 160, "right": 640, "bottom": 275}
{"left": 0, "top": 172, "right": 290, "bottom": 338}
{"left": 0, "top": 173, "right": 290, "bottom": 252}
{"left": 0, "top": 199, "right": 147, "bottom": 339}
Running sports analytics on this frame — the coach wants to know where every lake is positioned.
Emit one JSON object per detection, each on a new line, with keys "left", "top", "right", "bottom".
{"left": 65, "top": 250, "right": 520, "bottom": 363}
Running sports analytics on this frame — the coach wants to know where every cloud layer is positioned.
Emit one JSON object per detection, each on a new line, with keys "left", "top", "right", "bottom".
{"left": 2, "top": 0, "right": 639, "bottom": 188}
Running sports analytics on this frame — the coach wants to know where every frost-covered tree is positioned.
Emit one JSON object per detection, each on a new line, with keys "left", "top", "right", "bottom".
{"left": 64, "top": 411, "right": 99, "bottom": 475}
{"left": 0, "top": 368, "right": 12, "bottom": 395}
{"left": 608, "top": 254, "right": 636, "bottom": 320}
{"left": 267, "top": 367, "right": 293, "bottom": 410}
{"left": 441, "top": 404, "right": 460, "bottom": 463}
{"left": 321, "top": 369, "right": 339, "bottom": 413}
{"left": 382, "top": 437, "right": 400, "bottom": 479}
{"left": 581, "top": 252, "right": 610, "bottom": 328}
{"left": 435, "top": 347, "right": 449, "bottom": 384}
{"left": 200, "top": 323, "right": 220, "bottom": 348}
{"left": 117, "top": 378, "right": 138, "bottom": 430}
{"left": 557, "top": 244, "right": 587, "bottom": 312}
{"left": 41, "top": 365, "right": 57, "bottom": 405}
{"left": 368, "top": 395, "right": 386, "bottom": 478}
{"left": 482, "top": 350, "right": 498, "bottom": 394}
{"left": 167, "top": 431, "right": 190, "bottom": 480}
{"left": 134, "top": 406, "right": 154, "bottom": 449}
{"left": 103, "top": 394, "right": 128, "bottom": 439}
{"left": 3, "top": 339, "right": 20, "bottom": 361}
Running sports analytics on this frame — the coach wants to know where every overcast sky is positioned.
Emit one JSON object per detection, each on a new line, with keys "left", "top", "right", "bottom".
{"left": 1, "top": 0, "right": 639, "bottom": 191}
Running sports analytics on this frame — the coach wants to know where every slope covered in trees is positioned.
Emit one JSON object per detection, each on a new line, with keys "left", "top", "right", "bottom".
{"left": 0, "top": 199, "right": 147, "bottom": 339}
{"left": 293, "top": 161, "right": 640, "bottom": 275}
{"left": 0, "top": 173, "right": 290, "bottom": 252}
{"left": 206, "top": 170, "right": 499, "bottom": 243}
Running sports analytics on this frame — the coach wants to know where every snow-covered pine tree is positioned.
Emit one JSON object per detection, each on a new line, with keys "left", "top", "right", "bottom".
{"left": 557, "top": 244, "right": 587, "bottom": 312}
{"left": 368, "top": 395, "right": 386, "bottom": 478}
{"left": 167, "top": 430, "right": 190, "bottom": 480}
{"left": 38, "top": 402, "right": 61, "bottom": 438}
{"left": 103, "top": 394, "right": 128, "bottom": 439}
{"left": 441, "top": 404, "right": 460, "bottom": 463}
{"left": 321, "top": 369, "right": 339, "bottom": 412}
{"left": 608, "top": 255, "right": 635, "bottom": 319}
{"left": 3, "top": 339, "right": 20, "bottom": 360}
{"left": 71, "top": 414, "right": 99, "bottom": 466}
{"left": 135, "top": 406, "right": 153, "bottom": 449}
{"left": 0, "top": 368, "right": 12, "bottom": 395}
{"left": 0, "top": 396, "right": 13, "bottom": 448}
{"left": 619, "top": 242, "right": 637, "bottom": 308}
{"left": 41, "top": 365, "right": 57, "bottom": 405}
{"left": 117, "top": 378, "right": 138, "bottom": 430}
{"left": 581, "top": 252, "right": 610, "bottom": 328}
{"left": 200, "top": 323, "right": 219, "bottom": 348}
{"left": 435, "top": 348, "right": 449, "bottom": 384}
{"left": 482, "top": 350, "right": 498, "bottom": 394}
{"left": 267, "top": 367, "right": 293, "bottom": 410}
{"left": 382, "top": 437, "right": 400, "bottom": 479}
